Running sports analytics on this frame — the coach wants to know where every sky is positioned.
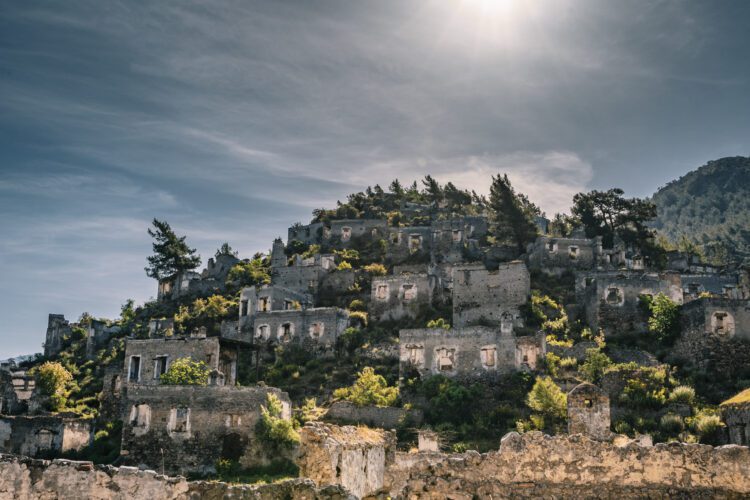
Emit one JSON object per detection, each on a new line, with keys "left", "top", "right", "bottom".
{"left": 1, "top": 0, "right": 749, "bottom": 358}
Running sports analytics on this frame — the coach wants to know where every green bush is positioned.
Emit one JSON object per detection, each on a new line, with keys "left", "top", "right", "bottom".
{"left": 159, "top": 358, "right": 210, "bottom": 385}
{"left": 647, "top": 293, "right": 680, "bottom": 343}
{"left": 659, "top": 413, "right": 684, "bottom": 435}
{"left": 32, "top": 362, "right": 73, "bottom": 411}
{"left": 333, "top": 367, "right": 399, "bottom": 407}
{"left": 363, "top": 263, "right": 387, "bottom": 276}
{"left": 668, "top": 385, "right": 696, "bottom": 406}
{"left": 579, "top": 348, "right": 612, "bottom": 383}
{"left": 426, "top": 318, "right": 450, "bottom": 330}
{"left": 256, "top": 393, "right": 299, "bottom": 449}
{"left": 348, "top": 299, "right": 366, "bottom": 312}
{"left": 526, "top": 376, "right": 567, "bottom": 428}
{"left": 690, "top": 411, "right": 724, "bottom": 444}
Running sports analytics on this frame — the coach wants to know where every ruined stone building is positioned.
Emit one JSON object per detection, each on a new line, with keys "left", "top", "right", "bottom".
{"left": 43, "top": 314, "right": 71, "bottom": 358}
{"left": 673, "top": 297, "right": 750, "bottom": 365}
{"left": 577, "top": 271, "right": 683, "bottom": 336}
{"left": 452, "top": 261, "right": 530, "bottom": 329}
{"left": 123, "top": 335, "right": 239, "bottom": 388}
{"left": 567, "top": 383, "right": 612, "bottom": 441}
{"left": 269, "top": 239, "right": 337, "bottom": 295}
{"left": 85, "top": 319, "right": 121, "bottom": 358}
{"left": 399, "top": 327, "right": 545, "bottom": 380}
{"left": 0, "top": 415, "right": 91, "bottom": 458}
{"left": 680, "top": 272, "right": 744, "bottom": 302}
{"left": 296, "top": 422, "right": 395, "bottom": 499}
{"left": 369, "top": 272, "right": 436, "bottom": 321}
{"left": 527, "top": 234, "right": 603, "bottom": 273}
{"left": 0, "top": 370, "right": 34, "bottom": 416}
{"left": 120, "top": 384, "right": 292, "bottom": 475}
{"left": 721, "top": 388, "right": 750, "bottom": 446}
{"left": 157, "top": 253, "right": 240, "bottom": 302}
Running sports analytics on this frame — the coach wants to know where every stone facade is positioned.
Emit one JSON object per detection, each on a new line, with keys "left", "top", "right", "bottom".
{"left": 399, "top": 327, "right": 545, "bottom": 379}
{"left": 384, "top": 431, "right": 750, "bottom": 498}
{"left": 673, "top": 297, "right": 750, "bottom": 366}
{"left": 270, "top": 240, "right": 337, "bottom": 295}
{"left": 123, "top": 335, "right": 238, "bottom": 387}
{"left": 85, "top": 319, "right": 121, "bottom": 358}
{"left": 288, "top": 221, "right": 327, "bottom": 245}
{"left": 0, "top": 455, "right": 353, "bottom": 500}
{"left": 578, "top": 271, "right": 683, "bottom": 336}
{"left": 385, "top": 226, "right": 432, "bottom": 265}
{"left": 0, "top": 416, "right": 91, "bottom": 457}
{"left": 296, "top": 422, "right": 395, "bottom": 498}
{"left": 369, "top": 273, "right": 435, "bottom": 321}
{"left": 0, "top": 370, "right": 34, "bottom": 416}
{"left": 567, "top": 383, "right": 612, "bottom": 440}
{"left": 240, "top": 307, "right": 350, "bottom": 351}
{"left": 681, "top": 272, "right": 742, "bottom": 302}
{"left": 43, "top": 314, "right": 71, "bottom": 358}
{"left": 527, "top": 235, "right": 601, "bottom": 273}
{"left": 120, "top": 384, "right": 292, "bottom": 475}
{"left": 452, "top": 261, "right": 530, "bottom": 329}
{"left": 158, "top": 253, "right": 240, "bottom": 302}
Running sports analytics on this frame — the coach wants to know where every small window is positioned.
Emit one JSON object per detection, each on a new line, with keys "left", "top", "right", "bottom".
{"left": 606, "top": 287, "right": 623, "bottom": 305}
{"left": 452, "top": 230, "right": 462, "bottom": 242}
{"left": 309, "top": 322, "right": 324, "bottom": 339}
{"left": 154, "top": 356, "right": 168, "bottom": 379}
{"left": 402, "top": 284, "right": 417, "bottom": 301}
{"left": 169, "top": 407, "right": 190, "bottom": 433}
{"left": 225, "top": 414, "right": 242, "bottom": 428}
{"left": 435, "top": 347, "right": 455, "bottom": 372}
{"left": 258, "top": 297, "right": 270, "bottom": 312}
{"left": 129, "top": 356, "right": 141, "bottom": 382}
{"left": 409, "top": 234, "right": 422, "bottom": 253}
{"left": 341, "top": 227, "right": 352, "bottom": 242}
{"left": 284, "top": 300, "right": 294, "bottom": 310}
{"left": 569, "top": 246, "right": 579, "bottom": 260}
{"left": 500, "top": 312, "right": 514, "bottom": 334}
{"left": 279, "top": 323, "right": 293, "bottom": 342}
{"left": 130, "top": 404, "right": 150, "bottom": 429}
{"left": 256, "top": 324, "right": 269, "bottom": 340}
{"left": 240, "top": 300, "right": 248, "bottom": 317}
{"left": 547, "top": 241, "right": 558, "bottom": 253}
{"left": 480, "top": 346, "right": 496, "bottom": 368}
{"left": 376, "top": 284, "right": 389, "bottom": 300}
{"left": 584, "top": 398, "right": 593, "bottom": 408}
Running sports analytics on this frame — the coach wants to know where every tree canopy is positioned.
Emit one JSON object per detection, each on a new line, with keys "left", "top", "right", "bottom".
{"left": 489, "top": 174, "right": 540, "bottom": 253}
{"left": 145, "top": 219, "right": 201, "bottom": 281}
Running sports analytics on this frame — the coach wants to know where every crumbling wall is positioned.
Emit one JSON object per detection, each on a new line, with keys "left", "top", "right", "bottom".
{"left": 120, "top": 384, "right": 291, "bottom": 475}
{"left": 296, "top": 422, "right": 395, "bottom": 499}
{"left": 369, "top": 273, "right": 435, "bottom": 321}
{"left": 0, "top": 416, "right": 91, "bottom": 457}
{"left": 399, "top": 327, "right": 543, "bottom": 379}
{"left": 43, "top": 314, "right": 71, "bottom": 358}
{"left": 244, "top": 307, "right": 349, "bottom": 351}
{"left": 451, "top": 261, "right": 530, "bottom": 329}
{"left": 722, "top": 402, "right": 750, "bottom": 446}
{"left": 567, "top": 383, "right": 611, "bottom": 440}
{"left": 527, "top": 235, "right": 599, "bottom": 273}
{"left": 324, "top": 401, "right": 422, "bottom": 429}
{"left": 385, "top": 431, "right": 750, "bottom": 498}
{"left": 122, "top": 336, "right": 222, "bottom": 386}
{"left": 0, "top": 455, "right": 353, "bottom": 500}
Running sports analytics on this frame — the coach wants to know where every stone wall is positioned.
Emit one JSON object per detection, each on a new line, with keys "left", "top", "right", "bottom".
{"left": 324, "top": 401, "right": 423, "bottom": 429}
{"left": 43, "top": 314, "right": 71, "bottom": 358}
{"left": 0, "top": 416, "right": 91, "bottom": 457}
{"left": 722, "top": 401, "right": 750, "bottom": 446}
{"left": 578, "top": 271, "right": 683, "bottom": 336}
{"left": 120, "top": 384, "right": 291, "bottom": 475}
{"left": 527, "top": 235, "right": 599, "bottom": 273}
{"left": 452, "top": 261, "right": 530, "bottom": 329}
{"left": 243, "top": 307, "right": 350, "bottom": 352}
{"left": 567, "top": 383, "right": 611, "bottom": 440}
{"left": 369, "top": 273, "right": 435, "bottom": 321}
{"left": 297, "top": 422, "right": 395, "bottom": 499}
{"left": 399, "top": 327, "right": 544, "bottom": 379}
{"left": 384, "top": 431, "right": 750, "bottom": 498}
{"left": 123, "top": 336, "right": 235, "bottom": 387}
{"left": 0, "top": 454, "right": 353, "bottom": 500}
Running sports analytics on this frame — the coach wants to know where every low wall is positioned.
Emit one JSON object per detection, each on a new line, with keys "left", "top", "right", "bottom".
{"left": 384, "top": 431, "right": 750, "bottom": 498}
{"left": 324, "top": 401, "right": 422, "bottom": 429}
{"left": 0, "top": 454, "right": 353, "bottom": 500}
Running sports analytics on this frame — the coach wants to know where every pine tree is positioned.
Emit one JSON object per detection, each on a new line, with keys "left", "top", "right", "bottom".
{"left": 145, "top": 219, "right": 201, "bottom": 281}
{"left": 489, "top": 174, "right": 539, "bottom": 253}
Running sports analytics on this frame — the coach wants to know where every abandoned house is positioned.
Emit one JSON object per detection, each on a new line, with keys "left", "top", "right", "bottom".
{"left": 577, "top": 271, "right": 683, "bottom": 336}
{"left": 329, "top": 219, "right": 388, "bottom": 244}
{"left": 451, "top": 261, "right": 530, "bottom": 330}
{"left": 157, "top": 253, "right": 240, "bottom": 302}
{"left": 673, "top": 297, "right": 750, "bottom": 365}
{"left": 680, "top": 272, "right": 743, "bottom": 302}
{"left": 567, "top": 383, "right": 612, "bottom": 441}
{"left": 527, "top": 235, "right": 602, "bottom": 273}
{"left": 269, "top": 239, "right": 337, "bottom": 295}
{"left": 721, "top": 388, "right": 750, "bottom": 446}
{"left": 385, "top": 226, "right": 433, "bottom": 264}
{"left": 369, "top": 272, "right": 437, "bottom": 321}
{"left": 43, "top": 314, "right": 72, "bottom": 358}
{"left": 0, "top": 415, "right": 91, "bottom": 457}
{"left": 123, "top": 335, "right": 239, "bottom": 387}
{"left": 399, "top": 326, "right": 545, "bottom": 380}
{"left": 120, "top": 383, "right": 292, "bottom": 475}
{"left": 0, "top": 370, "right": 34, "bottom": 415}
{"left": 85, "top": 319, "right": 121, "bottom": 358}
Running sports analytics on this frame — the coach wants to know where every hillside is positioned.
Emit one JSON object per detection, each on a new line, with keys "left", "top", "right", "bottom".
{"left": 652, "top": 156, "right": 750, "bottom": 265}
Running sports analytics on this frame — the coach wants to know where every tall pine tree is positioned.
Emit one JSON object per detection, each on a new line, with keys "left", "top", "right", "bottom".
{"left": 145, "top": 219, "right": 201, "bottom": 281}
{"left": 489, "top": 174, "right": 539, "bottom": 253}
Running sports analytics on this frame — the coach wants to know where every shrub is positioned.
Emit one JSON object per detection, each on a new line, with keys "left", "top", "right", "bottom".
{"left": 33, "top": 361, "right": 73, "bottom": 397}
{"left": 333, "top": 367, "right": 399, "bottom": 407}
{"left": 160, "top": 358, "right": 210, "bottom": 385}
{"left": 668, "top": 385, "right": 696, "bottom": 406}
{"left": 256, "top": 393, "right": 299, "bottom": 448}
{"left": 227, "top": 258, "right": 271, "bottom": 287}
{"left": 337, "top": 261, "right": 353, "bottom": 271}
{"left": 544, "top": 352, "right": 561, "bottom": 378}
{"left": 690, "top": 411, "right": 724, "bottom": 444}
{"left": 348, "top": 299, "right": 366, "bottom": 312}
{"left": 349, "top": 311, "right": 368, "bottom": 327}
{"left": 659, "top": 413, "right": 684, "bottom": 435}
{"left": 647, "top": 293, "right": 680, "bottom": 343}
{"left": 526, "top": 376, "right": 567, "bottom": 420}
{"left": 426, "top": 318, "right": 451, "bottom": 330}
{"left": 363, "top": 263, "right": 387, "bottom": 276}
{"left": 579, "top": 348, "right": 612, "bottom": 383}
{"left": 614, "top": 420, "right": 632, "bottom": 435}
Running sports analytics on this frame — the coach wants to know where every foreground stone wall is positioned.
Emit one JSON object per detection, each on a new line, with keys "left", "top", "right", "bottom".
{"left": 0, "top": 454, "right": 353, "bottom": 500}
{"left": 384, "top": 432, "right": 750, "bottom": 498}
